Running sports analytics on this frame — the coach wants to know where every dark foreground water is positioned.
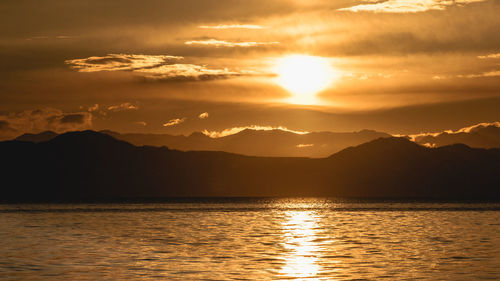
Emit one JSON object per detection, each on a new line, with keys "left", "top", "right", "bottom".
{"left": 0, "top": 199, "right": 499, "bottom": 280}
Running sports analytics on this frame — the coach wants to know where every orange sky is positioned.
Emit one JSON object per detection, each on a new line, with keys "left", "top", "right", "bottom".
{"left": 1, "top": 0, "right": 499, "bottom": 139}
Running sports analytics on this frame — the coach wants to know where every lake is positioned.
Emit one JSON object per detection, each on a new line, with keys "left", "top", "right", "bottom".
{"left": 0, "top": 199, "right": 499, "bottom": 280}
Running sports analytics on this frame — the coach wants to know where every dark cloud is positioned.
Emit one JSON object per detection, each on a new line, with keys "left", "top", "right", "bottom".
{"left": 0, "top": 120, "right": 18, "bottom": 140}
{"left": 85, "top": 57, "right": 133, "bottom": 65}
{"left": 0, "top": 108, "right": 92, "bottom": 140}
{"left": 60, "top": 114, "right": 88, "bottom": 124}
{"left": 0, "top": 120, "right": 9, "bottom": 129}
{"left": 0, "top": 0, "right": 301, "bottom": 39}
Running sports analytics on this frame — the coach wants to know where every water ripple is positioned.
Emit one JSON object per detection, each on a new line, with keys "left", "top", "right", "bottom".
{"left": 0, "top": 199, "right": 498, "bottom": 280}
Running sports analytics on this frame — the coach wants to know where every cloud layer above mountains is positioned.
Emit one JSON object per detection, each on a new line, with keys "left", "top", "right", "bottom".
{"left": 1, "top": 0, "right": 499, "bottom": 135}
{"left": 0, "top": 108, "right": 92, "bottom": 140}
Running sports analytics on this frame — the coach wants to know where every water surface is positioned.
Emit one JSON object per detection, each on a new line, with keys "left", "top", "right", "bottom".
{"left": 0, "top": 199, "right": 499, "bottom": 280}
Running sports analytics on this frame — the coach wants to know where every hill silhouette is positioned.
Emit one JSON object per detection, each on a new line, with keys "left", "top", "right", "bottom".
{"left": 101, "top": 129, "right": 394, "bottom": 158}
{"left": 15, "top": 129, "right": 391, "bottom": 158}
{"left": 1, "top": 130, "right": 498, "bottom": 201}
{"left": 16, "top": 124, "right": 500, "bottom": 158}
{"left": 15, "top": 131, "right": 58, "bottom": 143}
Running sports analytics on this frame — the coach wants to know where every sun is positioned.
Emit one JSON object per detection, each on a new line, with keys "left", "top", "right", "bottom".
{"left": 273, "top": 55, "right": 338, "bottom": 105}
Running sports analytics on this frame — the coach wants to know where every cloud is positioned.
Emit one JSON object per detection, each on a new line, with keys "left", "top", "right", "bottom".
{"left": 88, "top": 104, "right": 99, "bottom": 112}
{"left": 453, "top": 121, "right": 500, "bottom": 133}
{"left": 26, "top": 35, "right": 75, "bottom": 40}
{"left": 107, "top": 102, "right": 139, "bottom": 112}
{"left": 408, "top": 121, "right": 500, "bottom": 140}
{"left": 478, "top": 53, "right": 500, "bottom": 59}
{"left": 65, "top": 54, "right": 182, "bottom": 72}
{"left": 135, "top": 64, "right": 244, "bottom": 81}
{"left": 0, "top": 120, "right": 19, "bottom": 140}
{"left": 198, "top": 112, "right": 209, "bottom": 119}
{"left": 60, "top": 114, "right": 88, "bottom": 124}
{"left": 296, "top": 143, "right": 314, "bottom": 148}
{"left": 338, "top": 0, "right": 485, "bottom": 13}
{"left": 409, "top": 121, "right": 500, "bottom": 148}
{"left": 0, "top": 120, "right": 11, "bottom": 130}
{"left": 432, "top": 75, "right": 448, "bottom": 80}
{"left": 458, "top": 70, "right": 500, "bottom": 79}
{"left": 0, "top": 108, "right": 92, "bottom": 140}
{"left": 432, "top": 70, "right": 500, "bottom": 80}
{"left": 134, "top": 121, "right": 147, "bottom": 126}
{"left": 434, "top": 70, "right": 500, "bottom": 79}
{"left": 65, "top": 54, "right": 252, "bottom": 81}
{"left": 421, "top": 142, "right": 437, "bottom": 148}
{"left": 198, "top": 24, "right": 265, "bottom": 29}
{"left": 163, "top": 118, "right": 186, "bottom": 127}
{"left": 184, "top": 39, "right": 279, "bottom": 47}
{"left": 342, "top": 72, "right": 393, "bottom": 81}
{"left": 202, "top": 125, "right": 309, "bottom": 138}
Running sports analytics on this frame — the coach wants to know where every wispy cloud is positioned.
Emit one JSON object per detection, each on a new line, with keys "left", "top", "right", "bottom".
{"left": 454, "top": 121, "right": 500, "bottom": 133}
{"left": 135, "top": 64, "right": 242, "bottom": 81}
{"left": 338, "top": 0, "right": 485, "bottom": 13}
{"left": 198, "top": 24, "right": 265, "bottom": 29}
{"left": 198, "top": 112, "right": 209, "bottom": 119}
{"left": 163, "top": 118, "right": 186, "bottom": 127}
{"left": 408, "top": 121, "right": 500, "bottom": 141}
{"left": 107, "top": 102, "right": 139, "bottom": 112}
{"left": 26, "top": 35, "right": 75, "bottom": 40}
{"left": 65, "top": 54, "right": 251, "bottom": 81}
{"left": 478, "top": 53, "right": 500, "bottom": 59}
{"left": 408, "top": 121, "right": 500, "bottom": 148}
{"left": 458, "top": 70, "right": 500, "bottom": 79}
{"left": 343, "top": 72, "right": 393, "bottom": 81}
{"left": 66, "top": 54, "right": 182, "bottom": 72}
{"left": 431, "top": 75, "right": 447, "bottom": 80}
{"left": 432, "top": 69, "right": 500, "bottom": 79}
{"left": 202, "top": 125, "right": 308, "bottom": 138}
{"left": 88, "top": 104, "right": 99, "bottom": 112}
{"left": 296, "top": 143, "right": 314, "bottom": 148}
{"left": 134, "top": 121, "right": 147, "bottom": 126}
{"left": 184, "top": 39, "right": 279, "bottom": 47}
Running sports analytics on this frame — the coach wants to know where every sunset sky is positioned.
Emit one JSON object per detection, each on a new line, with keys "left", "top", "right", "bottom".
{"left": 1, "top": 0, "right": 500, "bottom": 139}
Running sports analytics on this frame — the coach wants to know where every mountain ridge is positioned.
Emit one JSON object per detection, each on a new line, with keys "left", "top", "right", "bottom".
{"left": 2, "top": 130, "right": 498, "bottom": 201}
{"left": 14, "top": 123, "right": 499, "bottom": 158}
{"left": 15, "top": 128, "right": 393, "bottom": 158}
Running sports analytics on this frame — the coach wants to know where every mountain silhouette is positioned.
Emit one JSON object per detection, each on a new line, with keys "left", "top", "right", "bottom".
{"left": 15, "top": 131, "right": 58, "bottom": 143}
{"left": 17, "top": 125, "right": 500, "bottom": 158}
{"left": 14, "top": 129, "right": 391, "bottom": 158}
{"left": 1, "top": 130, "right": 498, "bottom": 201}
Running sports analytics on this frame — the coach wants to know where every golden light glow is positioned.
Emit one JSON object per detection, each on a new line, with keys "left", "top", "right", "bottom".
{"left": 280, "top": 210, "right": 322, "bottom": 279}
{"left": 273, "top": 55, "right": 339, "bottom": 105}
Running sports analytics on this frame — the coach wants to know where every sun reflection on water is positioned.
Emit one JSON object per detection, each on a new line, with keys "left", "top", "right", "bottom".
{"left": 280, "top": 210, "right": 324, "bottom": 280}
